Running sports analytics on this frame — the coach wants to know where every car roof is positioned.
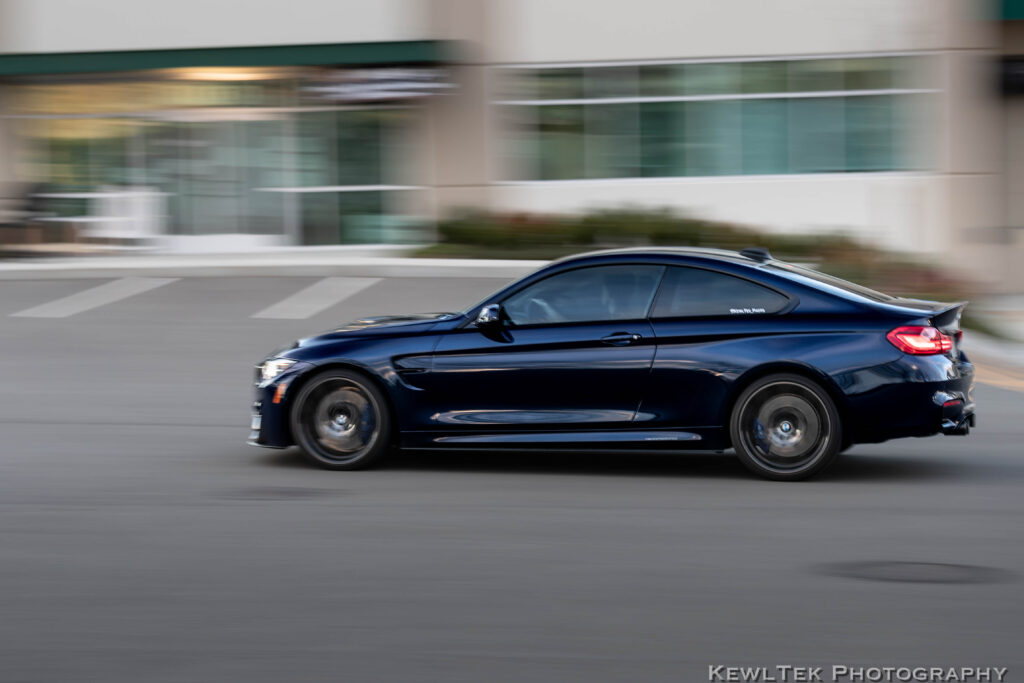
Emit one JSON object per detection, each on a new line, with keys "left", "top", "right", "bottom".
{"left": 551, "top": 246, "right": 767, "bottom": 267}
{"left": 548, "top": 247, "right": 900, "bottom": 306}
{"left": 468, "top": 245, "right": 928, "bottom": 316}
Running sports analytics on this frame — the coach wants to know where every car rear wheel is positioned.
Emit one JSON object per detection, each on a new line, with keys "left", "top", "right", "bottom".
{"left": 730, "top": 373, "right": 842, "bottom": 481}
{"left": 290, "top": 369, "right": 392, "bottom": 470}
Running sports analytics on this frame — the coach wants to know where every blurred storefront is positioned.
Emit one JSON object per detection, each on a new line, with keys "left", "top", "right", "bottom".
{"left": 0, "top": 43, "right": 446, "bottom": 249}
{"left": 0, "top": 0, "right": 1020, "bottom": 288}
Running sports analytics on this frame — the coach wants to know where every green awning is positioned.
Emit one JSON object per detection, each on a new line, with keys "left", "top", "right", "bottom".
{"left": 1005, "top": 0, "right": 1024, "bottom": 19}
{"left": 0, "top": 40, "right": 450, "bottom": 77}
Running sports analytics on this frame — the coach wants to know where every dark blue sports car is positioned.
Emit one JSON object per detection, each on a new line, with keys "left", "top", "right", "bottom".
{"left": 249, "top": 247, "right": 975, "bottom": 480}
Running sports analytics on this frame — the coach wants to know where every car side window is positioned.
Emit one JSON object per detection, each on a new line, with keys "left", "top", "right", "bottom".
{"left": 504, "top": 265, "right": 665, "bottom": 325}
{"left": 651, "top": 266, "right": 789, "bottom": 318}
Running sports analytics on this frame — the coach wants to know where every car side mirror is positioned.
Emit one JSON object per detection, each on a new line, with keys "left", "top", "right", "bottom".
{"left": 475, "top": 304, "right": 503, "bottom": 327}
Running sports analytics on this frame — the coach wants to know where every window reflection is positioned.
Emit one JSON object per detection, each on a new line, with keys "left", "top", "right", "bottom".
{"left": 502, "top": 55, "right": 931, "bottom": 181}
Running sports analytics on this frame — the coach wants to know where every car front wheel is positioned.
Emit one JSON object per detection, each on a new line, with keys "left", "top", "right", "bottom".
{"left": 290, "top": 369, "right": 393, "bottom": 470}
{"left": 730, "top": 373, "right": 842, "bottom": 481}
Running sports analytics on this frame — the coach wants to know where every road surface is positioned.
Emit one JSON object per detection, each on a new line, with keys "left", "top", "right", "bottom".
{"left": 1, "top": 273, "right": 1022, "bottom": 682}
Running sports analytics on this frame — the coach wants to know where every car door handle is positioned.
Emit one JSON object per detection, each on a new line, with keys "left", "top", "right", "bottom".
{"left": 601, "top": 332, "right": 642, "bottom": 346}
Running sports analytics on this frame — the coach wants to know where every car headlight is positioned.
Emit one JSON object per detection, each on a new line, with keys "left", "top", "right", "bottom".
{"left": 261, "top": 358, "right": 297, "bottom": 382}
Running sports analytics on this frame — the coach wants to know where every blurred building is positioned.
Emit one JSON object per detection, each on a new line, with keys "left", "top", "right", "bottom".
{"left": 0, "top": 0, "right": 1019, "bottom": 288}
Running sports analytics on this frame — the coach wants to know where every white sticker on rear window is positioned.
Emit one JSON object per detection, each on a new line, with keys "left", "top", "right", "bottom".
{"left": 729, "top": 307, "right": 767, "bottom": 314}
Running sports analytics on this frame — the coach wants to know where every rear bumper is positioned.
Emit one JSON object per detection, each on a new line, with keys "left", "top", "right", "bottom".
{"left": 935, "top": 389, "right": 975, "bottom": 435}
{"left": 845, "top": 354, "right": 975, "bottom": 444}
{"left": 937, "top": 390, "right": 975, "bottom": 435}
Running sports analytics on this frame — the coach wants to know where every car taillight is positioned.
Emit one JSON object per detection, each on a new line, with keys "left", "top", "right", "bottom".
{"left": 886, "top": 326, "right": 954, "bottom": 355}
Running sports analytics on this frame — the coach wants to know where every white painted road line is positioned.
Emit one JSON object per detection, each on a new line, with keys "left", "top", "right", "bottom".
{"left": 10, "top": 277, "right": 179, "bottom": 318}
{"left": 251, "top": 277, "right": 382, "bottom": 319}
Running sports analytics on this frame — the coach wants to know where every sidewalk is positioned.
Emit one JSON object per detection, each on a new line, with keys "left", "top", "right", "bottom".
{"left": 0, "top": 245, "right": 545, "bottom": 280}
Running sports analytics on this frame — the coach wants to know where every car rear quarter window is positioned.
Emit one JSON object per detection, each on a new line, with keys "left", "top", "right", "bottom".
{"left": 765, "top": 262, "right": 893, "bottom": 302}
{"left": 651, "top": 266, "right": 789, "bottom": 318}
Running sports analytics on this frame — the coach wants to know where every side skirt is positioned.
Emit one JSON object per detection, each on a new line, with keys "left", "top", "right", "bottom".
{"left": 399, "top": 428, "right": 729, "bottom": 450}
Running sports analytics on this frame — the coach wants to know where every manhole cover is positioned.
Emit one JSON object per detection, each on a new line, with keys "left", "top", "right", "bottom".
{"left": 818, "top": 561, "right": 1014, "bottom": 585}
{"left": 218, "top": 486, "right": 337, "bottom": 500}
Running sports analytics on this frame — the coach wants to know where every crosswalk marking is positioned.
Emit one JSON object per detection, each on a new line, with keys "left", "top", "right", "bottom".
{"left": 251, "top": 277, "right": 382, "bottom": 320}
{"left": 10, "top": 277, "right": 179, "bottom": 318}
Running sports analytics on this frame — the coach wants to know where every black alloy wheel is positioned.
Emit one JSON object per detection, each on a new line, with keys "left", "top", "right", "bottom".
{"left": 730, "top": 373, "right": 842, "bottom": 481}
{"left": 290, "top": 369, "right": 392, "bottom": 470}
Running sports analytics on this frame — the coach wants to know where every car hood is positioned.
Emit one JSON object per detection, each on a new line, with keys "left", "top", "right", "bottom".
{"left": 337, "top": 311, "right": 459, "bottom": 331}
{"left": 288, "top": 312, "right": 459, "bottom": 348}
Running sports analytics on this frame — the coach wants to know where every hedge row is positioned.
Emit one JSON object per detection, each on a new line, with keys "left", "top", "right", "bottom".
{"left": 433, "top": 207, "right": 977, "bottom": 308}
{"left": 437, "top": 208, "right": 858, "bottom": 257}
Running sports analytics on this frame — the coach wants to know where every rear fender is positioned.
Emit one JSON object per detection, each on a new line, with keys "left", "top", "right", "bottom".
{"left": 721, "top": 361, "right": 851, "bottom": 446}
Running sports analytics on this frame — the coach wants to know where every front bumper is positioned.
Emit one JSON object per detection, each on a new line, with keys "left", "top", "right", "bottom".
{"left": 247, "top": 400, "right": 286, "bottom": 448}
{"left": 247, "top": 361, "right": 311, "bottom": 449}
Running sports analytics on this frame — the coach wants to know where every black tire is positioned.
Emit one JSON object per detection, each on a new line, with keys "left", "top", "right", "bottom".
{"left": 729, "top": 373, "right": 842, "bottom": 481}
{"left": 289, "top": 369, "right": 393, "bottom": 470}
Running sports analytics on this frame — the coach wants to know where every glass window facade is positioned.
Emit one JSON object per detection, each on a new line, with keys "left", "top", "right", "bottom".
{"left": 5, "top": 68, "right": 424, "bottom": 244}
{"left": 499, "top": 55, "right": 933, "bottom": 181}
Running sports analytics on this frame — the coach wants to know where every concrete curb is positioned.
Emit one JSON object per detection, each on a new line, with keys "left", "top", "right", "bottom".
{"left": 0, "top": 250, "right": 547, "bottom": 280}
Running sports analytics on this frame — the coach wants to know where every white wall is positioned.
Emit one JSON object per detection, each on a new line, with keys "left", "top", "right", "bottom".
{"left": 0, "top": 0, "right": 426, "bottom": 54}
{"left": 492, "top": 174, "right": 948, "bottom": 255}
{"left": 489, "top": 0, "right": 951, "bottom": 64}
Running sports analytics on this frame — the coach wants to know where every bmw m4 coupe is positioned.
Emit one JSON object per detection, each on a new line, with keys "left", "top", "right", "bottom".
{"left": 249, "top": 247, "right": 975, "bottom": 480}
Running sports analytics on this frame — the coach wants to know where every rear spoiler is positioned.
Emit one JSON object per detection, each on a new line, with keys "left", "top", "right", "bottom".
{"left": 882, "top": 298, "right": 967, "bottom": 333}
{"left": 929, "top": 302, "right": 967, "bottom": 333}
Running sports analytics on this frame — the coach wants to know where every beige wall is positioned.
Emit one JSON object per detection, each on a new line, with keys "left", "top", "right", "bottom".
{"left": 998, "top": 23, "right": 1024, "bottom": 290}
{"left": 425, "top": 0, "right": 497, "bottom": 215}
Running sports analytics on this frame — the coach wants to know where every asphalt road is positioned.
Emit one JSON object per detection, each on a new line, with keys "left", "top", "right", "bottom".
{"left": 2, "top": 273, "right": 1023, "bottom": 683}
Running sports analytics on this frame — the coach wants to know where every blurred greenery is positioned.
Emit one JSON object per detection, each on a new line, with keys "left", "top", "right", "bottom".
{"left": 418, "top": 207, "right": 998, "bottom": 334}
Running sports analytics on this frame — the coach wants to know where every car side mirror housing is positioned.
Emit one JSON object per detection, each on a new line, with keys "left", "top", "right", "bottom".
{"left": 475, "top": 304, "right": 503, "bottom": 327}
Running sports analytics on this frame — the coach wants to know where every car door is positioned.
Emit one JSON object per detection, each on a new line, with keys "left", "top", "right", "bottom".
{"left": 424, "top": 264, "right": 665, "bottom": 435}
{"left": 640, "top": 265, "right": 793, "bottom": 429}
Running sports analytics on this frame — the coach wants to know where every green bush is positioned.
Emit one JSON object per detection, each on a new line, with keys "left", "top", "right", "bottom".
{"left": 436, "top": 207, "right": 863, "bottom": 257}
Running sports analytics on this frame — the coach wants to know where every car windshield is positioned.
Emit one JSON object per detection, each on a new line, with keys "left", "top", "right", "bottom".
{"left": 766, "top": 262, "right": 894, "bottom": 302}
